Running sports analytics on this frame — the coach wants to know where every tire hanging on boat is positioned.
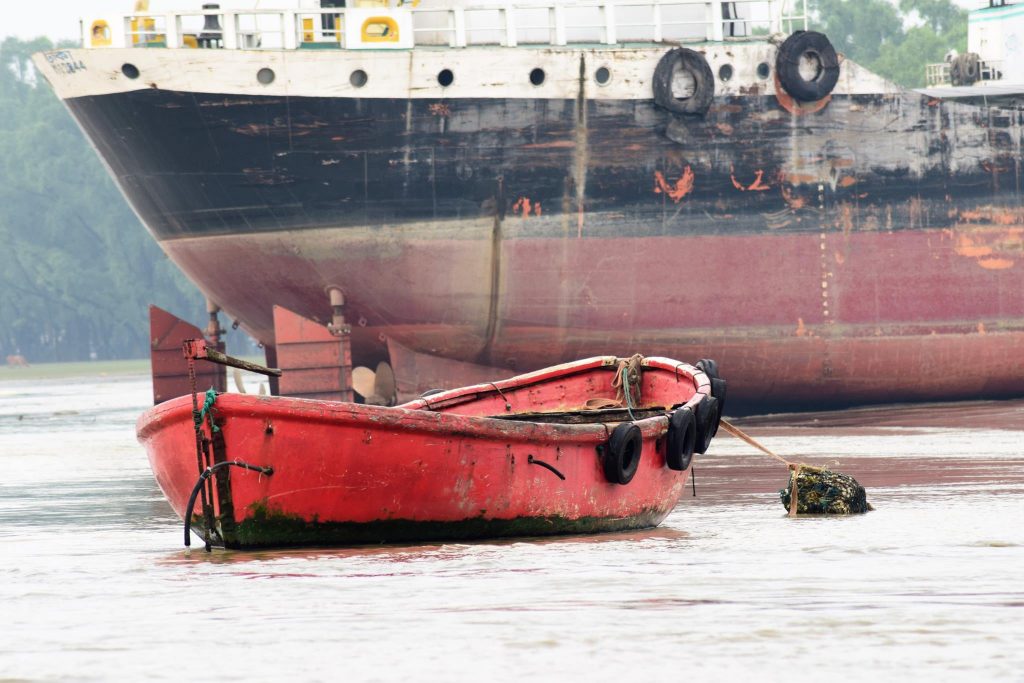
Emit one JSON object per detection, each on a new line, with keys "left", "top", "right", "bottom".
{"left": 697, "top": 358, "right": 727, "bottom": 439}
{"left": 775, "top": 31, "right": 840, "bottom": 102}
{"left": 652, "top": 47, "right": 715, "bottom": 116}
{"left": 601, "top": 422, "right": 643, "bottom": 485}
{"left": 694, "top": 394, "right": 721, "bottom": 455}
{"left": 664, "top": 407, "right": 697, "bottom": 471}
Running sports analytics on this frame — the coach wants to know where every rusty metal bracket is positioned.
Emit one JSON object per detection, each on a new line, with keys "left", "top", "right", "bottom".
{"left": 183, "top": 339, "right": 283, "bottom": 377}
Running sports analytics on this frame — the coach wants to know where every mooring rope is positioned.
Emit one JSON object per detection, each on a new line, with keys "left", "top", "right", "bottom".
{"left": 718, "top": 418, "right": 804, "bottom": 516}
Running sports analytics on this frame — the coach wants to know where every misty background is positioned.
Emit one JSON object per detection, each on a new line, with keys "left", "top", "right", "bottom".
{"left": 0, "top": 0, "right": 970, "bottom": 361}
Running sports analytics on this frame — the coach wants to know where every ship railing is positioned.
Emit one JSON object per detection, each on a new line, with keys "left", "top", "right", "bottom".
{"left": 925, "top": 58, "right": 1004, "bottom": 87}
{"left": 83, "top": 0, "right": 808, "bottom": 51}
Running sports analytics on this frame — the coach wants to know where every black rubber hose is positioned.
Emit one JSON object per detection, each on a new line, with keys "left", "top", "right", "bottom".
{"left": 184, "top": 460, "right": 274, "bottom": 549}
{"left": 528, "top": 454, "right": 566, "bottom": 480}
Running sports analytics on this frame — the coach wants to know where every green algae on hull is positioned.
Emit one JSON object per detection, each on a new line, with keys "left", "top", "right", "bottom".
{"left": 189, "top": 500, "right": 673, "bottom": 549}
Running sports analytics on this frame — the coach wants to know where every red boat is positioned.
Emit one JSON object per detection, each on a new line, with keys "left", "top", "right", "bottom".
{"left": 136, "top": 354, "right": 723, "bottom": 549}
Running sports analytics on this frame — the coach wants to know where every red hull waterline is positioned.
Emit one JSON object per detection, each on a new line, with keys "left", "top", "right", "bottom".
{"left": 137, "top": 356, "right": 719, "bottom": 549}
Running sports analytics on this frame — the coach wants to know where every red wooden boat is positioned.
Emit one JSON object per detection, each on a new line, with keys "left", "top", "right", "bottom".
{"left": 136, "top": 354, "right": 724, "bottom": 549}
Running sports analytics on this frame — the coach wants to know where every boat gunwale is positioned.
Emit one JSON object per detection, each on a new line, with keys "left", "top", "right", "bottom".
{"left": 136, "top": 355, "right": 709, "bottom": 444}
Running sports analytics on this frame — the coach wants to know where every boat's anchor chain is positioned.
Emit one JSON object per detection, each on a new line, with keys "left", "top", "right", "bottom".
{"left": 527, "top": 454, "right": 565, "bottom": 480}
{"left": 184, "top": 460, "right": 275, "bottom": 550}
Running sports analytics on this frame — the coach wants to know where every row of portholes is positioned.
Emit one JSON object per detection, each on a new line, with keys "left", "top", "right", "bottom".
{"left": 337, "top": 65, "right": 612, "bottom": 89}
{"left": 123, "top": 62, "right": 657, "bottom": 88}
{"left": 718, "top": 62, "right": 772, "bottom": 83}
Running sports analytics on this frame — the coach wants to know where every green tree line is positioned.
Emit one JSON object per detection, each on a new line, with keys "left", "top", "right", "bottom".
{"left": 0, "top": 36, "right": 204, "bottom": 363}
{"left": 810, "top": 0, "right": 968, "bottom": 88}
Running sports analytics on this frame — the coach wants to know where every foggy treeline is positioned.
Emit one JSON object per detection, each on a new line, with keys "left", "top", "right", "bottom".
{"left": 0, "top": 37, "right": 203, "bottom": 363}
{"left": 0, "top": 0, "right": 967, "bottom": 362}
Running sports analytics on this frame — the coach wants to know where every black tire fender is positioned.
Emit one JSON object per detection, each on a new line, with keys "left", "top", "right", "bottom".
{"left": 665, "top": 408, "right": 697, "bottom": 471}
{"left": 709, "top": 378, "right": 727, "bottom": 431}
{"left": 694, "top": 394, "right": 721, "bottom": 455}
{"left": 775, "top": 31, "right": 840, "bottom": 102}
{"left": 601, "top": 422, "right": 643, "bottom": 485}
{"left": 653, "top": 47, "right": 715, "bottom": 116}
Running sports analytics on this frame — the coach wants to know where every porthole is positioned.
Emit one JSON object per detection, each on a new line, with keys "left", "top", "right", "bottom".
{"left": 437, "top": 68, "right": 454, "bottom": 87}
{"left": 121, "top": 63, "right": 140, "bottom": 79}
{"left": 350, "top": 69, "right": 368, "bottom": 88}
{"left": 718, "top": 64, "right": 734, "bottom": 82}
{"left": 529, "top": 68, "right": 545, "bottom": 86}
{"left": 756, "top": 62, "right": 771, "bottom": 80}
{"left": 595, "top": 66, "right": 611, "bottom": 85}
{"left": 257, "top": 67, "right": 275, "bottom": 85}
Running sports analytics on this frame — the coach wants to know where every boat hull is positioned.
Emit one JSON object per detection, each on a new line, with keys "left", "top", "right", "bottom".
{"left": 137, "top": 357, "right": 707, "bottom": 548}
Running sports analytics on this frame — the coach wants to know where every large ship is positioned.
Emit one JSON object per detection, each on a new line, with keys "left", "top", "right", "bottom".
{"left": 34, "top": 0, "right": 1024, "bottom": 411}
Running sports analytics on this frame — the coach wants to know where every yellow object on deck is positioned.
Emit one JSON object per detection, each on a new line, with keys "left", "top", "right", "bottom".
{"left": 90, "top": 20, "right": 112, "bottom": 47}
{"left": 361, "top": 16, "right": 399, "bottom": 42}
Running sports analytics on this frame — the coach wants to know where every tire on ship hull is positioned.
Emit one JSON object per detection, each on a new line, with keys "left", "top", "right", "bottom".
{"left": 775, "top": 31, "right": 840, "bottom": 102}
{"left": 653, "top": 48, "right": 715, "bottom": 116}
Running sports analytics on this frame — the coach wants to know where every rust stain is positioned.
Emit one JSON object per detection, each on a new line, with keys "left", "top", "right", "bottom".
{"left": 908, "top": 197, "right": 924, "bottom": 229}
{"left": 781, "top": 186, "right": 805, "bottom": 210}
{"left": 838, "top": 203, "right": 854, "bottom": 236}
{"left": 838, "top": 176, "right": 857, "bottom": 188}
{"left": 512, "top": 197, "right": 542, "bottom": 217}
{"left": 715, "top": 123, "right": 734, "bottom": 136}
{"left": 773, "top": 73, "right": 832, "bottom": 116}
{"left": 978, "top": 258, "right": 1014, "bottom": 270}
{"left": 522, "top": 140, "right": 576, "bottom": 150}
{"left": 428, "top": 103, "right": 450, "bottom": 116}
{"left": 653, "top": 166, "right": 695, "bottom": 204}
{"left": 730, "top": 167, "right": 771, "bottom": 192}
{"left": 953, "top": 228, "right": 1022, "bottom": 270}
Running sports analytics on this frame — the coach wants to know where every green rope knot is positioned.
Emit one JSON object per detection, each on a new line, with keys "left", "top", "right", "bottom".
{"left": 199, "top": 387, "right": 220, "bottom": 432}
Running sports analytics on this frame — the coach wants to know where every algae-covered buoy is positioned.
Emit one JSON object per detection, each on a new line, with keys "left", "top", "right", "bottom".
{"left": 779, "top": 465, "right": 872, "bottom": 515}
{"left": 718, "top": 419, "right": 873, "bottom": 516}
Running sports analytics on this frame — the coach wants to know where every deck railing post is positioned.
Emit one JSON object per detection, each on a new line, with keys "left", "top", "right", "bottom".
{"left": 708, "top": 0, "right": 724, "bottom": 41}
{"left": 653, "top": 1, "right": 663, "bottom": 42}
{"left": 283, "top": 11, "right": 298, "bottom": 49}
{"left": 603, "top": 2, "right": 617, "bottom": 45}
{"left": 453, "top": 7, "right": 467, "bottom": 47}
{"left": 503, "top": 5, "right": 517, "bottom": 47}
{"left": 553, "top": 4, "right": 567, "bottom": 45}
{"left": 165, "top": 13, "right": 180, "bottom": 48}
{"left": 222, "top": 11, "right": 238, "bottom": 49}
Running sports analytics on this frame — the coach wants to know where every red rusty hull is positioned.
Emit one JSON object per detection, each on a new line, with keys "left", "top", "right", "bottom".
{"left": 137, "top": 357, "right": 712, "bottom": 548}
{"left": 161, "top": 226, "right": 1024, "bottom": 412}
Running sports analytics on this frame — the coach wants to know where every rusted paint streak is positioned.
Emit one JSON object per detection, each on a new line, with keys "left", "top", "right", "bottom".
{"left": 730, "top": 167, "right": 771, "bottom": 192}
{"left": 512, "top": 197, "right": 542, "bottom": 217}
{"left": 653, "top": 166, "right": 695, "bottom": 203}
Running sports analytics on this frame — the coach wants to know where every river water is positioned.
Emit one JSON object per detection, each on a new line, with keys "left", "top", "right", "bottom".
{"left": 1, "top": 373, "right": 1022, "bottom": 681}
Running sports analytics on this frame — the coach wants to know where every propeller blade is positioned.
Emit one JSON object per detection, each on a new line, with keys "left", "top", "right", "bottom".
{"left": 351, "top": 366, "right": 376, "bottom": 399}
{"left": 232, "top": 367, "right": 247, "bottom": 394}
{"left": 374, "top": 361, "right": 397, "bottom": 406}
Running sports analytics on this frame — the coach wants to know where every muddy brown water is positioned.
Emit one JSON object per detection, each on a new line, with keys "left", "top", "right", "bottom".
{"left": 1, "top": 374, "right": 1022, "bottom": 681}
